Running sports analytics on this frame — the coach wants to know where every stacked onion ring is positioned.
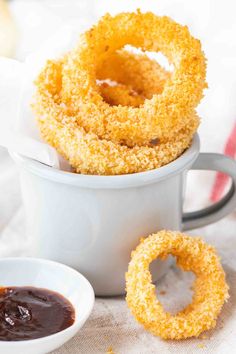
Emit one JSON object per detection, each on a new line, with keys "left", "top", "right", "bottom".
{"left": 33, "top": 11, "right": 206, "bottom": 175}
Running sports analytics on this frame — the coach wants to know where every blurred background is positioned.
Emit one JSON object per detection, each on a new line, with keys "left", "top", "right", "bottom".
{"left": 0, "top": 0, "right": 235, "bottom": 255}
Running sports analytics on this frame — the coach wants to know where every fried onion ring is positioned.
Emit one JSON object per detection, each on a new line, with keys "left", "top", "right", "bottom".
{"left": 97, "top": 49, "right": 171, "bottom": 101}
{"left": 97, "top": 49, "right": 171, "bottom": 109}
{"left": 126, "top": 230, "right": 229, "bottom": 340}
{"left": 99, "top": 82, "right": 145, "bottom": 108}
{"left": 34, "top": 59, "right": 199, "bottom": 175}
{"left": 61, "top": 11, "right": 207, "bottom": 147}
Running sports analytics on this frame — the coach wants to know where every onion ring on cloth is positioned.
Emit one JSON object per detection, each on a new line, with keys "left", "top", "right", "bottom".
{"left": 34, "top": 59, "right": 199, "bottom": 175}
{"left": 125, "top": 230, "right": 229, "bottom": 340}
{"left": 61, "top": 10, "right": 207, "bottom": 147}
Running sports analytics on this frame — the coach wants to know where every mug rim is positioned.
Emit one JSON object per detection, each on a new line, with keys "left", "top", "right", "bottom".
{"left": 11, "top": 134, "right": 200, "bottom": 189}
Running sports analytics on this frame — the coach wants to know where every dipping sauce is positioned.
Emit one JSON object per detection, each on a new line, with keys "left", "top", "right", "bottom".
{"left": 0, "top": 286, "right": 75, "bottom": 341}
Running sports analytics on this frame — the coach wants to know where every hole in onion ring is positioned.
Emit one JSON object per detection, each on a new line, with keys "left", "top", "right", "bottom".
{"left": 123, "top": 45, "right": 174, "bottom": 72}
{"left": 158, "top": 270, "right": 195, "bottom": 315}
{"left": 96, "top": 46, "right": 173, "bottom": 108}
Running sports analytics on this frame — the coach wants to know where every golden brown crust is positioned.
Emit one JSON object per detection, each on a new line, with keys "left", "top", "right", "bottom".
{"left": 97, "top": 49, "right": 170, "bottom": 100}
{"left": 33, "top": 58, "right": 199, "bottom": 175}
{"left": 126, "top": 231, "right": 229, "bottom": 340}
{"left": 61, "top": 11, "right": 207, "bottom": 147}
{"left": 99, "top": 83, "right": 145, "bottom": 108}
{"left": 33, "top": 11, "right": 205, "bottom": 175}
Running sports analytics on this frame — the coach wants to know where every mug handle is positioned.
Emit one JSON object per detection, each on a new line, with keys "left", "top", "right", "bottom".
{"left": 182, "top": 153, "right": 236, "bottom": 230}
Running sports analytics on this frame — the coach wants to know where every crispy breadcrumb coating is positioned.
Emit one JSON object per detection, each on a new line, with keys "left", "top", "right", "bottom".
{"left": 33, "top": 11, "right": 205, "bottom": 175}
{"left": 33, "top": 58, "right": 199, "bottom": 175}
{"left": 99, "top": 83, "right": 145, "bottom": 108}
{"left": 61, "top": 11, "right": 207, "bottom": 147}
{"left": 126, "top": 231, "right": 229, "bottom": 340}
{"left": 97, "top": 49, "right": 171, "bottom": 108}
{"left": 97, "top": 49, "right": 171, "bottom": 101}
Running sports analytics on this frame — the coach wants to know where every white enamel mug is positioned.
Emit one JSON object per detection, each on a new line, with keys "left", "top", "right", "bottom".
{"left": 12, "top": 134, "right": 236, "bottom": 296}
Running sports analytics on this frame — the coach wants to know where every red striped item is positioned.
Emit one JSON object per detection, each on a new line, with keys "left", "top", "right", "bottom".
{"left": 210, "top": 122, "right": 236, "bottom": 202}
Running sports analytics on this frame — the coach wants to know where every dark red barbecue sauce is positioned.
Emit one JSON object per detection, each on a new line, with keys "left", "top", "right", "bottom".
{"left": 0, "top": 286, "right": 75, "bottom": 341}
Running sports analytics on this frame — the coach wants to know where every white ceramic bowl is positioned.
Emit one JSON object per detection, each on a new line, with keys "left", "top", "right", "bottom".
{"left": 0, "top": 257, "right": 94, "bottom": 354}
